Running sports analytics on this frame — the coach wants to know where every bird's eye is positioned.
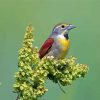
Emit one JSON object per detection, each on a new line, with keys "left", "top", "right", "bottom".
{"left": 61, "top": 25, "right": 65, "bottom": 28}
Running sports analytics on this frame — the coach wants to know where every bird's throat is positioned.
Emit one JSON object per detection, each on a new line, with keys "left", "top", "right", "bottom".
{"left": 64, "top": 33, "right": 69, "bottom": 40}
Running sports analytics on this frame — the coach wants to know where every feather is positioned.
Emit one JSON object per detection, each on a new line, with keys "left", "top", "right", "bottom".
{"left": 39, "top": 38, "right": 54, "bottom": 59}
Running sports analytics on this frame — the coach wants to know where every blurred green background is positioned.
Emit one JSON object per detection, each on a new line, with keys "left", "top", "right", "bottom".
{"left": 0, "top": 0, "right": 100, "bottom": 100}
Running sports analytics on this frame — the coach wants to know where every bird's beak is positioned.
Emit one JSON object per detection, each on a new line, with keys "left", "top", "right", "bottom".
{"left": 66, "top": 24, "right": 76, "bottom": 30}
{"left": 62, "top": 24, "right": 76, "bottom": 35}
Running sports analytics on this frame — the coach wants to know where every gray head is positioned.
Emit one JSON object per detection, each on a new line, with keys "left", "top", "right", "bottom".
{"left": 52, "top": 23, "right": 76, "bottom": 39}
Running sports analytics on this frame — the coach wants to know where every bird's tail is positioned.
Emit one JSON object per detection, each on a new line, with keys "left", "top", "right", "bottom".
{"left": 58, "top": 81, "right": 66, "bottom": 94}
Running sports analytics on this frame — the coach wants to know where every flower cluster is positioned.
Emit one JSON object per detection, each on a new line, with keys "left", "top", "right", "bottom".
{"left": 13, "top": 25, "right": 88, "bottom": 100}
{"left": 39, "top": 56, "right": 88, "bottom": 86}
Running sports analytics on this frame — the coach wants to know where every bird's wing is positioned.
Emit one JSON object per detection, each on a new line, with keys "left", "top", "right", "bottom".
{"left": 39, "top": 38, "right": 54, "bottom": 59}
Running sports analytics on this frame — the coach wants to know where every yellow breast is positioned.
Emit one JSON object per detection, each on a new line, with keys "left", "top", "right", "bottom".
{"left": 58, "top": 38, "right": 70, "bottom": 51}
{"left": 58, "top": 37, "right": 70, "bottom": 58}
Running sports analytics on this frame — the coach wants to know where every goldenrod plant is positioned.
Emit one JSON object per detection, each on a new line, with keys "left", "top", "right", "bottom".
{"left": 13, "top": 25, "right": 88, "bottom": 100}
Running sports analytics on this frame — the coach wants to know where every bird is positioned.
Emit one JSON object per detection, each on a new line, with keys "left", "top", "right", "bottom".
{"left": 39, "top": 23, "right": 76, "bottom": 59}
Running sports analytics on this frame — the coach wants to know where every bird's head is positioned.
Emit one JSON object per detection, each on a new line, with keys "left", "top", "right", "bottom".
{"left": 52, "top": 23, "right": 76, "bottom": 39}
